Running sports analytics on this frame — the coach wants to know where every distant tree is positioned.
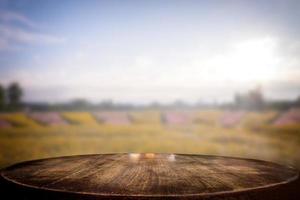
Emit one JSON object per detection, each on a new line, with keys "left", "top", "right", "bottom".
{"left": 234, "top": 93, "right": 243, "bottom": 109}
{"left": 295, "top": 96, "right": 300, "bottom": 107}
{"left": 247, "top": 86, "right": 264, "bottom": 110}
{"left": 98, "top": 99, "right": 114, "bottom": 110}
{"left": 69, "top": 98, "right": 91, "bottom": 110}
{"left": 234, "top": 86, "right": 264, "bottom": 111}
{"left": 7, "top": 82, "right": 23, "bottom": 110}
{"left": 148, "top": 101, "right": 161, "bottom": 109}
{"left": 0, "top": 84, "right": 5, "bottom": 110}
{"left": 172, "top": 99, "right": 187, "bottom": 108}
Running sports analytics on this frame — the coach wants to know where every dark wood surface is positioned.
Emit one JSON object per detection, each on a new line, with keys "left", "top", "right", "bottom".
{"left": 0, "top": 153, "right": 299, "bottom": 200}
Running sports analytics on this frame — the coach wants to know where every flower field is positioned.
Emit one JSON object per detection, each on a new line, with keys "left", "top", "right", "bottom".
{"left": 62, "top": 112, "right": 98, "bottom": 125}
{"left": 0, "top": 109, "right": 299, "bottom": 170}
{"left": 29, "top": 112, "right": 68, "bottom": 126}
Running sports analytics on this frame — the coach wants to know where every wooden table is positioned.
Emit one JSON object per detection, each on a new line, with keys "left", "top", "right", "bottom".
{"left": 0, "top": 153, "right": 299, "bottom": 200}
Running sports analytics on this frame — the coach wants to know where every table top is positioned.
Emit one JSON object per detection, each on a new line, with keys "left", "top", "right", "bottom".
{"left": 0, "top": 153, "right": 299, "bottom": 199}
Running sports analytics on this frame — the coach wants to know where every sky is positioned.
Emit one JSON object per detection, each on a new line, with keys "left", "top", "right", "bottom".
{"left": 0, "top": 0, "right": 300, "bottom": 104}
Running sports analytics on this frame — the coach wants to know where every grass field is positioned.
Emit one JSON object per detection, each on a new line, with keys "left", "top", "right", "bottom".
{"left": 0, "top": 110, "right": 299, "bottom": 170}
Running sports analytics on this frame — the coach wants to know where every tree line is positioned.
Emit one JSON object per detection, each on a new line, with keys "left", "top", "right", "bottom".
{"left": 0, "top": 82, "right": 299, "bottom": 112}
{"left": 0, "top": 82, "right": 23, "bottom": 111}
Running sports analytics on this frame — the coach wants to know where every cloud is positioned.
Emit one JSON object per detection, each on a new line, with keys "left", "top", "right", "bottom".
{"left": 0, "top": 10, "right": 37, "bottom": 28}
{"left": 0, "top": 10, "right": 65, "bottom": 50}
{"left": 0, "top": 37, "right": 11, "bottom": 50}
{"left": 0, "top": 24, "right": 65, "bottom": 45}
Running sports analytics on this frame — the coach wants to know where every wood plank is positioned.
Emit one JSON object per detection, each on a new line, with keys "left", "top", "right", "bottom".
{"left": 0, "top": 154, "right": 299, "bottom": 199}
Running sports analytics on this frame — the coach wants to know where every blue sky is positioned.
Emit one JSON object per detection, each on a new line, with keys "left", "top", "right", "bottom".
{"left": 0, "top": 0, "right": 300, "bottom": 103}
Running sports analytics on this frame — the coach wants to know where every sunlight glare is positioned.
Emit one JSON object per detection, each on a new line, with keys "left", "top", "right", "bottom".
{"left": 206, "top": 37, "right": 280, "bottom": 83}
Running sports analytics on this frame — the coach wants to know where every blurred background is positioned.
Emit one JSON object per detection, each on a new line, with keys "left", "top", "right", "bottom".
{"left": 0, "top": 0, "right": 300, "bottom": 169}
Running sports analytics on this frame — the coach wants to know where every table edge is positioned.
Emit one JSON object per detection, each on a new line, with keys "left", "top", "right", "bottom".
{"left": 1, "top": 153, "right": 299, "bottom": 198}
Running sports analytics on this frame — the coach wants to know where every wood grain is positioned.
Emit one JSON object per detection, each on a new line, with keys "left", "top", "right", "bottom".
{"left": 0, "top": 153, "right": 299, "bottom": 200}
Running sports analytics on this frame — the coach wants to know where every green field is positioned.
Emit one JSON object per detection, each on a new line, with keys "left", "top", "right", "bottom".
{"left": 0, "top": 111, "right": 300, "bottom": 170}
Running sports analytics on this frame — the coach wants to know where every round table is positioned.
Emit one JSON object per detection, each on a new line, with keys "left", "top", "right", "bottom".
{"left": 0, "top": 153, "right": 299, "bottom": 200}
